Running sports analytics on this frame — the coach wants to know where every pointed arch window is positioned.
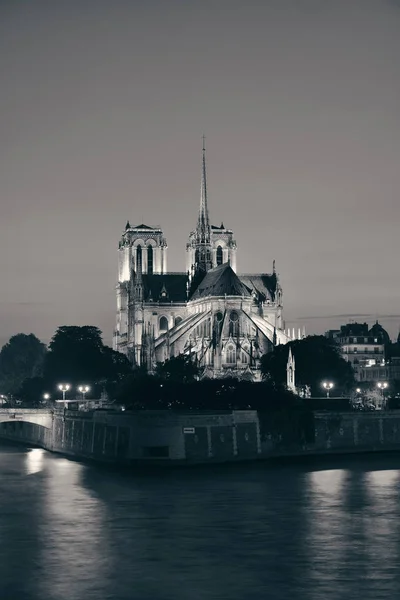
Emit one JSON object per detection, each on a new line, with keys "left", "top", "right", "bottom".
{"left": 226, "top": 344, "right": 236, "bottom": 364}
{"left": 229, "top": 311, "right": 239, "bottom": 337}
{"left": 241, "top": 348, "right": 249, "bottom": 364}
{"left": 147, "top": 245, "right": 153, "bottom": 275}
{"left": 136, "top": 245, "right": 142, "bottom": 271}
{"left": 216, "top": 245, "right": 223, "bottom": 266}
{"left": 175, "top": 316, "right": 183, "bottom": 327}
{"left": 159, "top": 316, "right": 168, "bottom": 332}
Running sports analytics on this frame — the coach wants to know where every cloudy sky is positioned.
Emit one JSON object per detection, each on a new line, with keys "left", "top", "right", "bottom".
{"left": 1, "top": 0, "right": 399, "bottom": 348}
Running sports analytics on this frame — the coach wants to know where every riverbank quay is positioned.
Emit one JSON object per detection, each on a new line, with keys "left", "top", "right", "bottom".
{"left": 2, "top": 407, "right": 400, "bottom": 466}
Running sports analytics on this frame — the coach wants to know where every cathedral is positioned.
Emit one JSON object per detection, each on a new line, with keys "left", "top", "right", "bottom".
{"left": 113, "top": 142, "right": 300, "bottom": 381}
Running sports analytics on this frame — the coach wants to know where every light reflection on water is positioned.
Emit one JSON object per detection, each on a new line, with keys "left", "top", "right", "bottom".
{"left": 1, "top": 446, "right": 400, "bottom": 599}
{"left": 25, "top": 448, "right": 45, "bottom": 475}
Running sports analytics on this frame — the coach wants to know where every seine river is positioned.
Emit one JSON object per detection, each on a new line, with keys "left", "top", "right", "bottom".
{"left": 1, "top": 445, "right": 400, "bottom": 600}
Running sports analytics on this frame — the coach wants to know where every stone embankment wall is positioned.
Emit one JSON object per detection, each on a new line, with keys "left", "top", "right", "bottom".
{"left": 2, "top": 409, "right": 400, "bottom": 465}
{"left": 0, "top": 409, "right": 260, "bottom": 464}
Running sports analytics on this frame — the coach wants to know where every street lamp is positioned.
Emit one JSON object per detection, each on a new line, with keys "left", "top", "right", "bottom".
{"left": 322, "top": 381, "right": 334, "bottom": 398}
{"left": 377, "top": 382, "right": 388, "bottom": 397}
{"left": 58, "top": 383, "right": 70, "bottom": 401}
{"left": 356, "top": 388, "right": 361, "bottom": 394}
{"left": 43, "top": 393, "right": 50, "bottom": 402}
{"left": 78, "top": 385, "right": 90, "bottom": 401}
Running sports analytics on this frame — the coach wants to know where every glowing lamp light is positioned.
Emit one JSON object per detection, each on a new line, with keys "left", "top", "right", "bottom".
{"left": 58, "top": 383, "right": 70, "bottom": 401}
{"left": 43, "top": 393, "right": 50, "bottom": 401}
{"left": 322, "top": 381, "right": 334, "bottom": 398}
{"left": 377, "top": 382, "right": 388, "bottom": 396}
{"left": 78, "top": 385, "right": 90, "bottom": 400}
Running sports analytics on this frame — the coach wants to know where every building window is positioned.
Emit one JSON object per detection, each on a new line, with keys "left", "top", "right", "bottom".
{"left": 226, "top": 345, "right": 236, "bottom": 364}
{"left": 204, "top": 319, "right": 211, "bottom": 337}
{"left": 241, "top": 349, "right": 249, "bottom": 364}
{"left": 136, "top": 245, "right": 142, "bottom": 271}
{"left": 216, "top": 245, "right": 223, "bottom": 266}
{"left": 147, "top": 245, "right": 153, "bottom": 275}
{"left": 229, "top": 311, "right": 239, "bottom": 337}
{"left": 374, "top": 347, "right": 380, "bottom": 354}
{"left": 175, "top": 316, "right": 182, "bottom": 327}
{"left": 159, "top": 316, "right": 168, "bottom": 332}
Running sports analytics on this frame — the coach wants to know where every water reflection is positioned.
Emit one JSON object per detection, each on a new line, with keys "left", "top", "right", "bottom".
{"left": 362, "top": 470, "right": 400, "bottom": 597}
{"left": 37, "top": 457, "right": 111, "bottom": 600}
{"left": 305, "top": 470, "right": 348, "bottom": 599}
{"left": 3, "top": 447, "right": 400, "bottom": 599}
{"left": 25, "top": 448, "right": 45, "bottom": 475}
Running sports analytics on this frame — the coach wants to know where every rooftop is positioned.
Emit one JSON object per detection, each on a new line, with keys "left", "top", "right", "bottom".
{"left": 190, "top": 263, "right": 252, "bottom": 300}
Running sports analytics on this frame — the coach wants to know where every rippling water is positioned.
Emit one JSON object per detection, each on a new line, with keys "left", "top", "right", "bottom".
{"left": 1, "top": 444, "right": 400, "bottom": 599}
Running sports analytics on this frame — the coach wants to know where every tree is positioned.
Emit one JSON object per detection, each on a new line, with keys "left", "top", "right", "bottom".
{"left": 154, "top": 354, "right": 200, "bottom": 383}
{"left": 101, "top": 346, "right": 133, "bottom": 398}
{"left": 17, "top": 376, "right": 47, "bottom": 406}
{"left": 43, "top": 326, "right": 132, "bottom": 395}
{"left": 0, "top": 333, "right": 47, "bottom": 395}
{"left": 260, "top": 335, "right": 355, "bottom": 396}
{"left": 43, "top": 326, "right": 105, "bottom": 386}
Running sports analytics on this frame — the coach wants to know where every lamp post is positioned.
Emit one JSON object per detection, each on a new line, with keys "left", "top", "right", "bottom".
{"left": 377, "top": 382, "right": 388, "bottom": 398}
{"left": 43, "top": 393, "right": 50, "bottom": 403}
{"left": 322, "top": 381, "right": 334, "bottom": 398}
{"left": 377, "top": 382, "right": 388, "bottom": 409}
{"left": 78, "top": 385, "right": 90, "bottom": 401}
{"left": 58, "top": 384, "right": 70, "bottom": 402}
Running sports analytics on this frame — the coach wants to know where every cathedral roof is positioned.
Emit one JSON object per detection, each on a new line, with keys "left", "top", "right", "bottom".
{"left": 239, "top": 274, "right": 277, "bottom": 302}
{"left": 132, "top": 223, "right": 158, "bottom": 230}
{"left": 190, "top": 263, "right": 252, "bottom": 300}
{"left": 142, "top": 273, "right": 188, "bottom": 302}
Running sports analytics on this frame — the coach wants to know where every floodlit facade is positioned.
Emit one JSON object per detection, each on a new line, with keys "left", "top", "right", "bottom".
{"left": 326, "top": 322, "right": 389, "bottom": 382}
{"left": 113, "top": 142, "right": 301, "bottom": 380}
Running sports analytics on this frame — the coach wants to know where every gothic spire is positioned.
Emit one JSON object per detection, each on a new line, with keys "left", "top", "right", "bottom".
{"left": 196, "top": 135, "right": 210, "bottom": 244}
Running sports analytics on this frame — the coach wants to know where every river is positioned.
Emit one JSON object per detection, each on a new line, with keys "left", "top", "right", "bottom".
{"left": 1, "top": 444, "right": 400, "bottom": 599}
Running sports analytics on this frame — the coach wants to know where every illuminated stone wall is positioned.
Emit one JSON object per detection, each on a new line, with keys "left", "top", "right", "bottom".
{"left": 3, "top": 410, "right": 400, "bottom": 465}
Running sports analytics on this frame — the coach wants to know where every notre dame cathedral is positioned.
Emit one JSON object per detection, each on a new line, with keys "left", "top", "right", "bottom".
{"left": 113, "top": 142, "right": 301, "bottom": 380}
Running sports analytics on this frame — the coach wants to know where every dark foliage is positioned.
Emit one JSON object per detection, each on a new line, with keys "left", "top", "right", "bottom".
{"left": 154, "top": 354, "right": 200, "bottom": 383}
{"left": 17, "top": 376, "right": 47, "bottom": 406}
{"left": 0, "top": 333, "right": 47, "bottom": 395}
{"left": 260, "top": 335, "right": 355, "bottom": 396}
{"left": 41, "top": 326, "right": 132, "bottom": 397}
{"left": 117, "top": 375, "right": 301, "bottom": 411}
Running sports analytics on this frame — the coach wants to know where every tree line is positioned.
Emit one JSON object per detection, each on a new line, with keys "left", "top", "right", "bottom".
{"left": 0, "top": 326, "right": 356, "bottom": 409}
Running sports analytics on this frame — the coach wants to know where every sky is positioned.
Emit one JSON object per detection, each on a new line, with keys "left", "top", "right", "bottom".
{"left": 1, "top": 0, "right": 400, "bottom": 348}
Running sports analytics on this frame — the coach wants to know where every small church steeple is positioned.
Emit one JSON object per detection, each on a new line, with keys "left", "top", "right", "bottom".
{"left": 286, "top": 346, "right": 296, "bottom": 392}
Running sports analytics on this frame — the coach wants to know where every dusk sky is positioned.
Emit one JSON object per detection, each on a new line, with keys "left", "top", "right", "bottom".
{"left": 1, "top": 0, "right": 400, "bottom": 348}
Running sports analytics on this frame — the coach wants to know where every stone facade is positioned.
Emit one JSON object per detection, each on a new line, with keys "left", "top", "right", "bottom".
{"left": 113, "top": 143, "right": 302, "bottom": 380}
{"left": 326, "top": 322, "right": 388, "bottom": 381}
